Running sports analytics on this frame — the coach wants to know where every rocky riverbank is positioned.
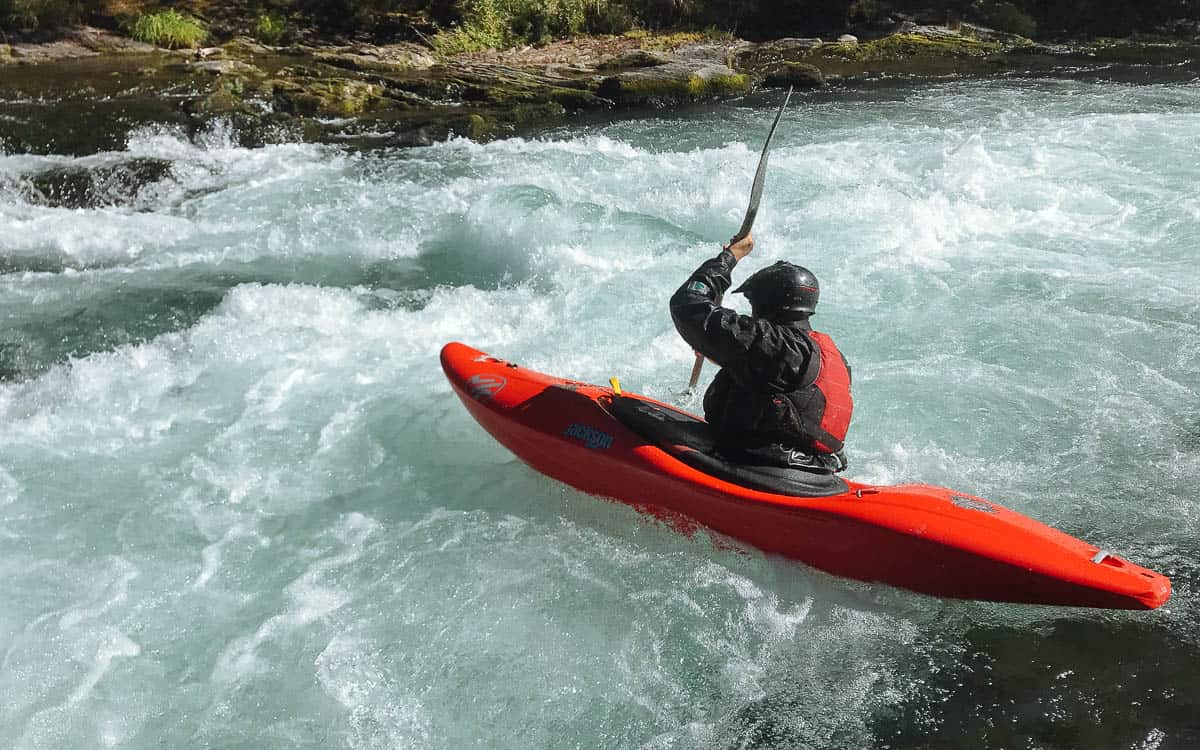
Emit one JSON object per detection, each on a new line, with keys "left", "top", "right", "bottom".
{"left": 3, "top": 24, "right": 1200, "bottom": 156}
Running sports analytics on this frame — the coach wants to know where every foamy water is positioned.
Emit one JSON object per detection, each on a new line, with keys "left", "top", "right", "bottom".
{"left": 2, "top": 78, "right": 1198, "bottom": 748}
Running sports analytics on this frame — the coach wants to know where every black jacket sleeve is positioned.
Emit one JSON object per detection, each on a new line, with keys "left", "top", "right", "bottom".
{"left": 669, "top": 250, "right": 817, "bottom": 391}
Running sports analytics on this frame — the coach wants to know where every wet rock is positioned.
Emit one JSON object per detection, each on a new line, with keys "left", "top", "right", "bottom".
{"left": 270, "top": 78, "right": 387, "bottom": 117}
{"left": 596, "top": 39, "right": 752, "bottom": 106}
{"left": 191, "top": 59, "right": 263, "bottom": 76}
{"left": 381, "top": 62, "right": 605, "bottom": 113}
{"left": 957, "top": 22, "right": 1034, "bottom": 45}
{"left": 810, "top": 29, "right": 1005, "bottom": 63}
{"left": 597, "top": 49, "right": 669, "bottom": 70}
{"left": 467, "top": 113, "right": 490, "bottom": 140}
{"left": 18, "top": 158, "right": 173, "bottom": 209}
{"left": 598, "top": 61, "right": 750, "bottom": 107}
{"left": 838, "top": 34, "right": 859, "bottom": 44}
{"left": 69, "top": 26, "right": 157, "bottom": 54}
{"left": 733, "top": 37, "right": 822, "bottom": 72}
{"left": 314, "top": 44, "right": 436, "bottom": 74}
{"left": 760, "top": 37, "right": 824, "bottom": 55}
{"left": 5, "top": 27, "right": 156, "bottom": 63}
{"left": 186, "top": 83, "right": 251, "bottom": 116}
{"left": 221, "top": 37, "right": 273, "bottom": 59}
{"left": 762, "top": 62, "right": 826, "bottom": 88}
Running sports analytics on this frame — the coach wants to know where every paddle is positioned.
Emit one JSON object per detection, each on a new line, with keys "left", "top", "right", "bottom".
{"left": 686, "top": 86, "right": 794, "bottom": 393}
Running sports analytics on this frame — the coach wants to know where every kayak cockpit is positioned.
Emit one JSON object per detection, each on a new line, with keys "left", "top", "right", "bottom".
{"left": 606, "top": 395, "right": 848, "bottom": 498}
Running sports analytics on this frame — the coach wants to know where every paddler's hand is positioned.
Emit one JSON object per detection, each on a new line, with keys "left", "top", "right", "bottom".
{"left": 726, "top": 233, "right": 754, "bottom": 262}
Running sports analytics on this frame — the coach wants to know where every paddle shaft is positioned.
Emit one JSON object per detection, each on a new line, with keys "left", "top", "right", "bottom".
{"left": 687, "top": 88, "right": 793, "bottom": 392}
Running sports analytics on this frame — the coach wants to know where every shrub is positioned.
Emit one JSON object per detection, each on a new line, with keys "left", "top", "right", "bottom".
{"left": 3, "top": 0, "right": 83, "bottom": 30}
{"left": 587, "top": 1, "right": 636, "bottom": 34}
{"left": 432, "top": 0, "right": 598, "bottom": 52}
{"left": 431, "top": 24, "right": 499, "bottom": 53}
{"left": 297, "top": 0, "right": 409, "bottom": 33}
{"left": 130, "top": 9, "right": 207, "bottom": 48}
{"left": 254, "top": 11, "right": 288, "bottom": 45}
{"left": 508, "top": 0, "right": 587, "bottom": 43}
{"left": 974, "top": 0, "right": 1037, "bottom": 37}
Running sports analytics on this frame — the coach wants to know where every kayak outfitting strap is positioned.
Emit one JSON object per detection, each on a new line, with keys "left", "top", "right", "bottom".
{"left": 609, "top": 377, "right": 622, "bottom": 395}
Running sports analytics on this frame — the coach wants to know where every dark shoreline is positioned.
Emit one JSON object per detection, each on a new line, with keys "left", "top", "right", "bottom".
{"left": 3, "top": 25, "right": 1200, "bottom": 158}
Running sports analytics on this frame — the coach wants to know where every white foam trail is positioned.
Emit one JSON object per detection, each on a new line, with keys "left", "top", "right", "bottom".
{"left": 212, "top": 513, "right": 377, "bottom": 684}
{"left": 316, "top": 636, "right": 433, "bottom": 750}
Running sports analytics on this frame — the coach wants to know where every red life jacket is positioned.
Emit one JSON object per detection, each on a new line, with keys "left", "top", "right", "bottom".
{"left": 701, "top": 325, "right": 854, "bottom": 458}
{"left": 797, "top": 330, "right": 853, "bottom": 454}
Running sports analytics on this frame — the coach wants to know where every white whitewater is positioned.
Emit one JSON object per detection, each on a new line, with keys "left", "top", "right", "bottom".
{"left": 1, "top": 78, "right": 1198, "bottom": 748}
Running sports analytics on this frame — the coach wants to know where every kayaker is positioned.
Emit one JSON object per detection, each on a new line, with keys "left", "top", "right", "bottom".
{"left": 669, "top": 233, "right": 853, "bottom": 473}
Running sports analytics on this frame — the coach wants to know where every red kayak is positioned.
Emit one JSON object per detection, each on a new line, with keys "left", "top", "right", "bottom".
{"left": 440, "top": 341, "right": 1171, "bottom": 609}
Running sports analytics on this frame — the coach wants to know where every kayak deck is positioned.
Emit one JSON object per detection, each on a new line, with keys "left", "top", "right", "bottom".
{"left": 440, "top": 342, "right": 1171, "bottom": 609}
{"left": 606, "top": 393, "right": 849, "bottom": 496}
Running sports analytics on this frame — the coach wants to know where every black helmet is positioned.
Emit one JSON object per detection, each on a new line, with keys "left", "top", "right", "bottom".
{"left": 733, "top": 261, "right": 819, "bottom": 317}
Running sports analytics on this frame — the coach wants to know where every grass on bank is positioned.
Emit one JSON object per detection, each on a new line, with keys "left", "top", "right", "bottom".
{"left": 130, "top": 9, "right": 206, "bottom": 49}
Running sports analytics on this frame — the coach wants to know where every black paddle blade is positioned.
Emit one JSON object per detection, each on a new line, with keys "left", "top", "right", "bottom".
{"left": 730, "top": 86, "right": 793, "bottom": 245}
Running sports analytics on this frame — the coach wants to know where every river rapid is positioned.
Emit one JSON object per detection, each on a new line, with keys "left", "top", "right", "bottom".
{"left": 2, "top": 78, "right": 1199, "bottom": 748}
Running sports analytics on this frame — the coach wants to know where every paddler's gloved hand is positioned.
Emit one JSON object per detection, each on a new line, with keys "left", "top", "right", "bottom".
{"left": 724, "top": 232, "right": 755, "bottom": 262}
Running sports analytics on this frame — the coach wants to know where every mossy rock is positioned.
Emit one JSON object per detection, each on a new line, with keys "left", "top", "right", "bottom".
{"left": 191, "top": 60, "right": 264, "bottom": 77}
{"left": 475, "top": 83, "right": 534, "bottom": 106}
{"left": 449, "top": 78, "right": 602, "bottom": 112}
{"left": 315, "top": 46, "right": 436, "bottom": 74}
{"left": 507, "top": 101, "right": 567, "bottom": 124}
{"left": 222, "top": 37, "right": 273, "bottom": 59}
{"left": 763, "top": 62, "right": 825, "bottom": 88}
{"left": 271, "top": 78, "right": 385, "bottom": 117}
{"left": 466, "top": 113, "right": 491, "bottom": 140}
{"left": 598, "top": 65, "right": 750, "bottom": 107}
{"left": 274, "top": 64, "right": 330, "bottom": 80}
{"left": 186, "top": 88, "right": 245, "bottom": 115}
{"left": 547, "top": 86, "right": 604, "bottom": 111}
{"left": 859, "top": 33, "right": 1004, "bottom": 60}
{"left": 597, "top": 49, "right": 669, "bottom": 71}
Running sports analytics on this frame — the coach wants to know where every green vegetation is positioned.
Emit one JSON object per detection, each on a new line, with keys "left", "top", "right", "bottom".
{"left": 130, "top": 9, "right": 206, "bottom": 49}
{"left": 2, "top": 0, "right": 82, "bottom": 30}
{"left": 975, "top": 1, "right": 1036, "bottom": 38}
{"left": 431, "top": 0, "right": 593, "bottom": 53}
{"left": 254, "top": 11, "right": 288, "bottom": 45}
{"left": 2, "top": 0, "right": 1198, "bottom": 48}
{"left": 430, "top": 24, "right": 497, "bottom": 55}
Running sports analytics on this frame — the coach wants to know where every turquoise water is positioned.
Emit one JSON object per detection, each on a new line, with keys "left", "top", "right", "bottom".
{"left": 2, "top": 78, "right": 1199, "bottom": 748}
